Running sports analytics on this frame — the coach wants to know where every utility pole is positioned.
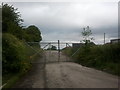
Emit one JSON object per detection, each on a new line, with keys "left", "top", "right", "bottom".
{"left": 104, "top": 33, "right": 105, "bottom": 44}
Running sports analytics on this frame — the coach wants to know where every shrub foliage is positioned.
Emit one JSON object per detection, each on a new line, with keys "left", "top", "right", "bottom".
{"left": 2, "top": 33, "right": 31, "bottom": 74}
{"left": 63, "top": 43, "right": 120, "bottom": 76}
{"left": 2, "top": 3, "right": 42, "bottom": 75}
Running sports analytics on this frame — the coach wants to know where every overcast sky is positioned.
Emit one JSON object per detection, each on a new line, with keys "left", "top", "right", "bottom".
{"left": 6, "top": 1, "right": 118, "bottom": 45}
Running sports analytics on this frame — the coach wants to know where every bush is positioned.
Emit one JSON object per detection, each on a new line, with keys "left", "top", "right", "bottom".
{"left": 2, "top": 33, "right": 31, "bottom": 74}
{"left": 63, "top": 43, "right": 120, "bottom": 76}
{"left": 77, "top": 44, "right": 120, "bottom": 75}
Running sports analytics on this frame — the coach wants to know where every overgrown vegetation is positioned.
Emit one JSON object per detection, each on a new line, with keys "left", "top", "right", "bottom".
{"left": 2, "top": 33, "right": 31, "bottom": 74}
{"left": 47, "top": 45, "right": 57, "bottom": 50}
{"left": 81, "top": 26, "right": 94, "bottom": 45}
{"left": 62, "top": 27, "right": 120, "bottom": 76}
{"left": 2, "top": 3, "right": 42, "bottom": 87}
{"left": 63, "top": 43, "right": 120, "bottom": 76}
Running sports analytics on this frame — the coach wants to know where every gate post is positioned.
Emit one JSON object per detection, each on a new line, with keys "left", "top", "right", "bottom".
{"left": 66, "top": 43, "right": 67, "bottom": 48}
{"left": 58, "top": 40, "right": 60, "bottom": 62}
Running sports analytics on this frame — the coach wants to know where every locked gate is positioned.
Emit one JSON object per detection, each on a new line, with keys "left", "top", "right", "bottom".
{"left": 26, "top": 40, "right": 76, "bottom": 65}
{"left": 40, "top": 40, "right": 72, "bottom": 64}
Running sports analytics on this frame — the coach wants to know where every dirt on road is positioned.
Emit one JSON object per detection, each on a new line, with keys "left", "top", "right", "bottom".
{"left": 14, "top": 50, "right": 119, "bottom": 88}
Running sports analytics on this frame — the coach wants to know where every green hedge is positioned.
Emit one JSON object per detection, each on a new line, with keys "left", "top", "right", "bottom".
{"left": 63, "top": 43, "right": 120, "bottom": 76}
{"left": 2, "top": 33, "right": 43, "bottom": 88}
{"left": 2, "top": 33, "right": 31, "bottom": 74}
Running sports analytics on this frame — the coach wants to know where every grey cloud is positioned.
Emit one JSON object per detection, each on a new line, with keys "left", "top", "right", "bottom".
{"left": 7, "top": 2, "right": 118, "bottom": 44}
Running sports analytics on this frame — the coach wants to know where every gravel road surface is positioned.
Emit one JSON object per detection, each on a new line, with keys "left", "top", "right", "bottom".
{"left": 13, "top": 50, "right": 119, "bottom": 88}
{"left": 46, "top": 62, "right": 118, "bottom": 88}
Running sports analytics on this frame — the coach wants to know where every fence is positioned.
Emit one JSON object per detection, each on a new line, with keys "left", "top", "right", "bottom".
{"left": 27, "top": 40, "right": 81, "bottom": 65}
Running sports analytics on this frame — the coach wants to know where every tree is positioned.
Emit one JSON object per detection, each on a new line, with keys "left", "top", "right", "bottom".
{"left": 2, "top": 3, "right": 23, "bottom": 24}
{"left": 51, "top": 45, "right": 57, "bottom": 50}
{"left": 47, "top": 45, "right": 57, "bottom": 50}
{"left": 23, "top": 25, "right": 42, "bottom": 42}
{"left": 2, "top": 3, "right": 23, "bottom": 39}
{"left": 2, "top": 3, "right": 42, "bottom": 75}
{"left": 81, "top": 26, "right": 93, "bottom": 45}
{"left": 2, "top": 3, "right": 42, "bottom": 42}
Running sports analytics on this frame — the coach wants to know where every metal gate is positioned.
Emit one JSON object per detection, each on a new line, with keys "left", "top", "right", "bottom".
{"left": 26, "top": 40, "right": 78, "bottom": 66}
{"left": 40, "top": 40, "right": 72, "bottom": 64}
